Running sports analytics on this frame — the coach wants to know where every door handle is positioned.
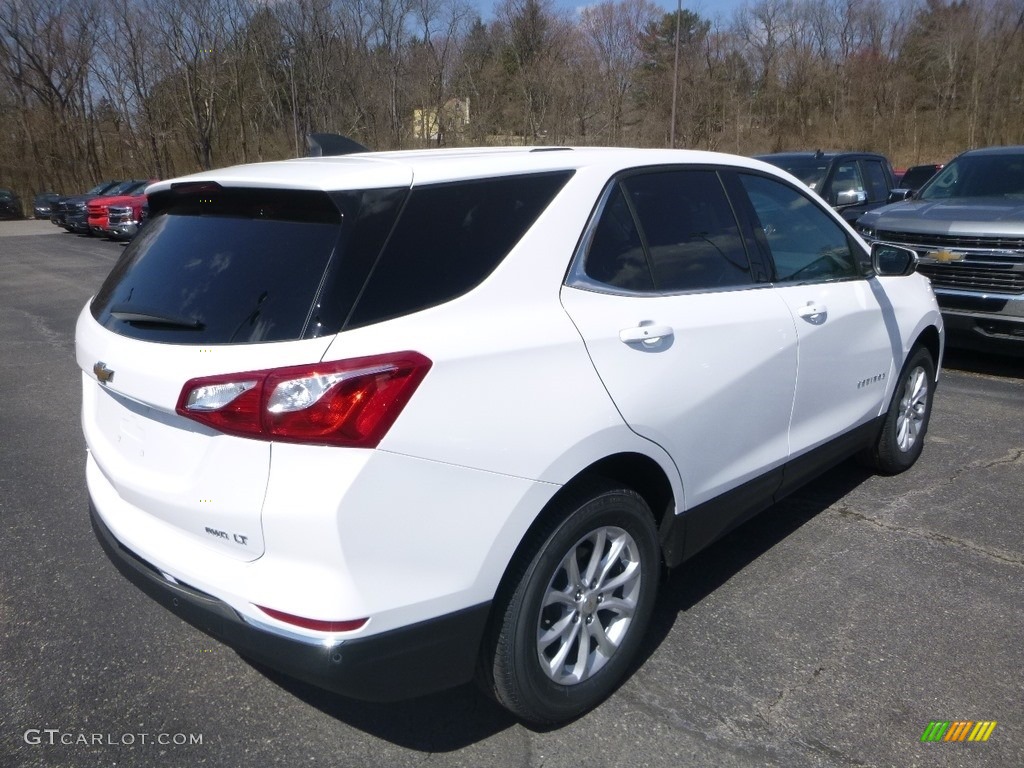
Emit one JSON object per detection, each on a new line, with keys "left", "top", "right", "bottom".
{"left": 796, "top": 302, "right": 828, "bottom": 325}
{"left": 619, "top": 324, "right": 674, "bottom": 346}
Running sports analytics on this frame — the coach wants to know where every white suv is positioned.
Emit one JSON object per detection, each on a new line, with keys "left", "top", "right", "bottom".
{"left": 77, "top": 147, "right": 943, "bottom": 724}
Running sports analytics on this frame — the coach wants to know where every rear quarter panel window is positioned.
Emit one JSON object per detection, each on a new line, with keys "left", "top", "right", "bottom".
{"left": 582, "top": 184, "right": 654, "bottom": 291}
{"left": 346, "top": 171, "right": 573, "bottom": 329}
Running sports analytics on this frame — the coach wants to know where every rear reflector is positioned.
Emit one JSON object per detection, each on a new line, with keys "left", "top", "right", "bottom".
{"left": 256, "top": 605, "right": 368, "bottom": 633}
{"left": 176, "top": 351, "right": 431, "bottom": 448}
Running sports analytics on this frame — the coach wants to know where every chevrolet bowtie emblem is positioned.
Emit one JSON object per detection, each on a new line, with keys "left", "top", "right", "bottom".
{"left": 94, "top": 361, "right": 115, "bottom": 384}
{"left": 930, "top": 249, "right": 966, "bottom": 263}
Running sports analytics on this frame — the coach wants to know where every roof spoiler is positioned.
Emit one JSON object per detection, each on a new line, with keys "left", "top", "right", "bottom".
{"left": 305, "top": 133, "right": 369, "bottom": 157}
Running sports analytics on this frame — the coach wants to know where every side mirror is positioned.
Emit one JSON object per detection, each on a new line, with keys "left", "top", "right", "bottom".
{"left": 887, "top": 188, "right": 913, "bottom": 203}
{"left": 872, "top": 242, "right": 918, "bottom": 277}
{"left": 835, "top": 188, "right": 868, "bottom": 206}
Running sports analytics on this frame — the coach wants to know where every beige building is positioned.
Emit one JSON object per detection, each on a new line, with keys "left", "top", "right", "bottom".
{"left": 412, "top": 98, "right": 470, "bottom": 142}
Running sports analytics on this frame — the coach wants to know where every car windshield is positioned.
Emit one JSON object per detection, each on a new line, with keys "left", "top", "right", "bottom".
{"left": 919, "top": 153, "right": 1024, "bottom": 200}
{"left": 762, "top": 158, "right": 828, "bottom": 190}
{"left": 105, "top": 180, "right": 143, "bottom": 195}
{"left": 86, "top": 181, "right": 119, "bottom": 195}
{"left": 115, "top": 180, "right": 149, "bottom": 196}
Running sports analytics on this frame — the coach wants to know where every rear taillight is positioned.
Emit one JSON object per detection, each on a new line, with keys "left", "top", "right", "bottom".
{"left": 175, "top": 351, "right": 431, "bottom": 447}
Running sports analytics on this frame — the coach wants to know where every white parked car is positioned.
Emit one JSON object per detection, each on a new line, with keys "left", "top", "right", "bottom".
{"left": 77, "top": 146, "right": 943, "bottom": 724}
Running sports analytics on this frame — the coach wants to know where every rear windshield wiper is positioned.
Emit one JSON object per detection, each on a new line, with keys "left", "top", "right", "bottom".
{"left": 110, "top": 305, "right": 205, "bottom": 330}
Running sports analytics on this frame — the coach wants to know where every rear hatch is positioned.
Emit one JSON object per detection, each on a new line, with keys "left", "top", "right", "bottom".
{"left": 77, "top": 184, "right": 406, "bottom": 560}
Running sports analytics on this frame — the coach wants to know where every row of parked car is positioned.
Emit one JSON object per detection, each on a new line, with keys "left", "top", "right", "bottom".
{"left": 0, "top": 182, "right": 152, "bottom": 243}
{"left": 48, "top": 179, "right": 154, "bottom": 240}
{"left": 757, "top": 147, "right": 1023, "bottom": 355}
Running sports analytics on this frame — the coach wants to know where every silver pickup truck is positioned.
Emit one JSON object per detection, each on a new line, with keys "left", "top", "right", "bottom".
{"left": 857, "top": 145, "right": 1024, "bottom": 355}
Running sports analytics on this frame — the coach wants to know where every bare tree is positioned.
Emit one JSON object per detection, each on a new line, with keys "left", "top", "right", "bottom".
{"left": 579, "top": 0, "right": 660, "bottom": 144}
{"left": 153, "top": 0, "right": 230, "bottom": 169}
{"left": 407, "top": 0, "right": 474, "bottom": 146}
{"left": 0, "top": 0, "right": 102, "bottom": 189}
{"left": 95, "top": 0, "right": 172, "bottom": 177}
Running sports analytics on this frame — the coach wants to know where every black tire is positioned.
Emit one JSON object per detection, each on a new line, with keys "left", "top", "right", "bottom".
{"left": 482, "top": 482, "right": 660, "bottom": 725}
{"left": 862, "top": 346, "right": 936, "bottom": 474}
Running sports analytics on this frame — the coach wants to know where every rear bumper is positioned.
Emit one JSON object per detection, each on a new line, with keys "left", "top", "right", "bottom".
{"left": 90, "top": 501, "right": 491, "bottom": 702}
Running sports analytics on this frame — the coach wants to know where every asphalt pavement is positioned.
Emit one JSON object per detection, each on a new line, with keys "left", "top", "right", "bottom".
{"left": 1, "top": 219, "right": 1021, "bottom": 767}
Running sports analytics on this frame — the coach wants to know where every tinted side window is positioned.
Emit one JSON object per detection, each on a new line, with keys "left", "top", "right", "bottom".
{"left": 829, "top": 161, "right": 866, "bottom": 205}
{"left": 347, "top": 172, "right": 573, "bottom": 328}
{"left": 739, "top": 173, "right": 861, "bottom": 283}
{"left": 583, "top": 184, "right": 654, "bottom": 291}
{"left": 624, "top": 170, "right": 752, "bottom": 292}
{"left": 582, "top": 170, "right": 753, "bottom": 294}
{"left": 861, "top": 160, "right": 889, "bottom": 202}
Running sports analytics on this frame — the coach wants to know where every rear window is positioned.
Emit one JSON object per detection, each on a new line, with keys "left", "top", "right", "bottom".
{"left": 91, "top": 188, "right": 357, "bottom": 344}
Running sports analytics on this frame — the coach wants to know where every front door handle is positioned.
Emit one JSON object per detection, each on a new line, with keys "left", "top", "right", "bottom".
{"left": 619, "top": 324, "right": 674, "bottom": 346}
{"left": 796, "top": 302, "right": 828, "bottom": 325}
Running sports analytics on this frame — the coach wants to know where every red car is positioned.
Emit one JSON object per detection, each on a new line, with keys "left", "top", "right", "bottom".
{"left": 87, "top": 180, "right": 154, "bottom": 237}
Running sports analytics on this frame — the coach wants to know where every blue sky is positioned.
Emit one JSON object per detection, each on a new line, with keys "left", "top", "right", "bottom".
{"left": 474, "top": 0, "right": 749, "bottom": 24}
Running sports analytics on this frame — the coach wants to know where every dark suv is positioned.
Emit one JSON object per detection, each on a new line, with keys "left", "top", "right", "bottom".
{"left": 857, "top": 146, "right": 1024, "bottom": 354}
{"left": 756, "top": 151, "right": 896, "bottom": 224}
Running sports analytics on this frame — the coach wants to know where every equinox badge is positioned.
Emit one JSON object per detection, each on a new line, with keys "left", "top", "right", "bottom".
{"left": 93, "top": 361, "right": 115, "bottom": 384}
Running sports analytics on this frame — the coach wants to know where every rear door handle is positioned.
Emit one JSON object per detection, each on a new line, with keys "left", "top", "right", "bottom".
{"left": 796, "top": 302, "right": 828, "bottom": 325}
{"left": 619, "top": 324, "right": 674, "bottom": 345}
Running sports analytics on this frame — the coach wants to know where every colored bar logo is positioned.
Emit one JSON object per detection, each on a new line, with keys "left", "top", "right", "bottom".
{"left": 921, "top": 721, "right": 997, "bottom": 742}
